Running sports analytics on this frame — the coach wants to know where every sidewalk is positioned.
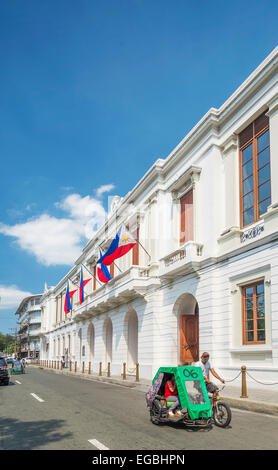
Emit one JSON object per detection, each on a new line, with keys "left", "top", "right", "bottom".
{"left": 32, "top": 365, "right": 278, "bottom": 416}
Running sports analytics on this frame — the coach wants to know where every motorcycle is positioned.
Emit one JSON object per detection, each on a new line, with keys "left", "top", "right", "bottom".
{"left": 209, "top": 385, "right": 232, "bottom": 428}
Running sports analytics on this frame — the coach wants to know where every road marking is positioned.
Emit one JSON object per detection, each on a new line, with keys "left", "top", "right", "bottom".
{"left": 88, "top": 439, "right": 109, "bottom": 450}
{"left": 30, "top": 393, "right": 44, "bottom": 403}
{"left": 15, "top": 380, "right": 21, "bottom": 384}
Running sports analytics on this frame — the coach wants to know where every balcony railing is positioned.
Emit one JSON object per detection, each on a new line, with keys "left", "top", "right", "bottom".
{"left": 72, "top": 264, "right": 160, "bottom": 321}
{"left": 159, "top": 241, "right": 204, "bottom": 279}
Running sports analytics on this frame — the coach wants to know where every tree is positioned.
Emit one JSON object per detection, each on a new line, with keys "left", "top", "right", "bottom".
{"left": 0, "top": 332, "right": 16, "bottom": 354}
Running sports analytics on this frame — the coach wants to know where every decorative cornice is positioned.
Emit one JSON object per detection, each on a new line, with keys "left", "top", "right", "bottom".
{"left": 221, "top": 134, "right": 238, "bottom": 156}
{"left": 168, "top": 165, "right": 201, "bottom": 197}
{"left": 266, "top": 93, "right": 278, "bottom": 117}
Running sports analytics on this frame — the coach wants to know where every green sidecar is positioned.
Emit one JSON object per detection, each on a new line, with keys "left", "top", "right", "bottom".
{"left": 10, "top": 359, "right": 25, "bottom": 375}
{"left": 146, "top": 366, "right": 212, "bottom": 428}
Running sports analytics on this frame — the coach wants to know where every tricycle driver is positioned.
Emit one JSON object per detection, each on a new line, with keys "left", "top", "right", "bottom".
{"left": 165, "top": 374, "right": 183, "bottom": 418}
{"left": 195, "top": 352, "right": 225, "bottom": 397}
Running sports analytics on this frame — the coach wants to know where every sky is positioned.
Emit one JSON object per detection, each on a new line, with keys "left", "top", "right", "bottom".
{"left": 0, "top": 0, "right": 278, "bottom": 333}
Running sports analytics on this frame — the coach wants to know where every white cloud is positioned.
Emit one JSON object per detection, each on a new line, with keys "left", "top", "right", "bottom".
{"left": 0, "top": 187, "right": 114, "bottom": 266}
{"left": 0, "top": 285, "right": 33, "bottom": 310}
{"left": 0, "top": 215, "right": 83, "bottom": 266}
{"left": 96, "top": 184, "right": 115, "bottom": 198}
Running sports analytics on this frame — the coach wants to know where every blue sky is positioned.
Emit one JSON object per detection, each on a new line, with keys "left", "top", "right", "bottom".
{"left": 0, "top": 0, "right": 278, "bottom": 333}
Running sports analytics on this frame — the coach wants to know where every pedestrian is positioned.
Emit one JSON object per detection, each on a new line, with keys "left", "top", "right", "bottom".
{"left": 195, "top": 352, "right": 225, "bottom": 397}
{"left": 61, "top": 356, "right": 65, "bottom": 369}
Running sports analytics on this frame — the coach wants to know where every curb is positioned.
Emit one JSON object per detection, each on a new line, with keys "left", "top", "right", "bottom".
{"left": 223, "top": 397, "right": 278, "bottom": 416}
{"left": 36, "top": 365, "right": 139, "bottom": 388}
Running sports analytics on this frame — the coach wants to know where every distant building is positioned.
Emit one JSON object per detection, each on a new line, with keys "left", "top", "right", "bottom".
{"left": 15, "top": 295, "right": 42, "bottom": 358}
{"left": 40, "top": 47, "right": 278, "bottom": 387}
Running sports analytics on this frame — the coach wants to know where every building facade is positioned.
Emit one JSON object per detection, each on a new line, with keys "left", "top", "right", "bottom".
{"left": 16, "top": 295, "right": 42, "bottom": 359}
{"left": 40, "top": 47, "right": 278, "bottom": 387}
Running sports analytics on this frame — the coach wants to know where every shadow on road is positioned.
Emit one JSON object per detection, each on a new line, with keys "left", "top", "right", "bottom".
{"left": 0, "top": 417, "right": 73, "bottom": 450}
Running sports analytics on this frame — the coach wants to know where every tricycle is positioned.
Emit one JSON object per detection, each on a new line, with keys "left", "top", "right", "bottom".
{"left": 10, "top": 359, "right": 25, "bottom": 375}
{"left": 146, "top": 366, "right": 231, "bottom": 429}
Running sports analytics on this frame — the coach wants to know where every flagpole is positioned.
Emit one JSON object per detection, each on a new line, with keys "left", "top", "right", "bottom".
{"left": 82, "top": 263, "right": 102, "bottom": 287}
{"left": 123, "top": 224, "right": 152, "bottom": 263}
{"left": 113, "top": 261, "right": 122, "bottom": 273}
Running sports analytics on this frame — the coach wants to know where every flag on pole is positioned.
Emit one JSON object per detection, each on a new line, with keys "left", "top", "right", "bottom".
{"left": 96, "top": 249, "right": 112, "bottom": 283}
{"left": 79, "top": 266, "right": 92, "bottom": 304}
{"left": 97, "top": 263, "right": 112, "bottom": 283}
{"left": 97, "top": 226, "right": 136, "bottom": 266}
{"left": 64, "top": 280, "right": 77, "bottom": 314}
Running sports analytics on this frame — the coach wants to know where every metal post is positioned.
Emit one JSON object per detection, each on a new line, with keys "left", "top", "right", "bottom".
{"left": 88, "top": 362, "right": 91, "bottom": 374}
{"left": 82, "top": 361, "right": 85, "bottom": 373}
{"left": 99, "top": 362, "right": 102, "bottom": 376}
{"left": 57, "top": 361, "right": 59, "bottom": 370}
{"left": 240, "top": 366, "right": 248, "bottom": 398}
{"left": 70, "top": 361, "right": 72, "bottom": 372}
{"left": 123, "top": 362, "right": 126, "bottom": 380}
{"left": 107, "top": 362, "right": 110, "bottom": 377}
{"left": 75, "top": 361, "right": 77, "bottom": 373}
{"left": 136, "top": 363, "right": 139, "bottom": 382}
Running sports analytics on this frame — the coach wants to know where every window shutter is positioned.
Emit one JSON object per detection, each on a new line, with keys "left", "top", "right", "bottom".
{"left": 254, "top": 112, "right": 269, "bottom": 135}
{"left": 239, "top": 123, "right": 253, "bottom": 147}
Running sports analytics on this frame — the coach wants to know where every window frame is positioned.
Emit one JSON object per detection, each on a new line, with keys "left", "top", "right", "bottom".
{"left": 239, "top": 116, "right": 270, "bottom": 229}
{"left": 241, "top": 280, "right": 266, "bottom": 345}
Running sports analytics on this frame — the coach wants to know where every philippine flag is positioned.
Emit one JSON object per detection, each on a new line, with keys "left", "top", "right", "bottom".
{"left": 79, "top": 266, "right": 92, "bottom": 304}
{"left": 97, "top": 226, "right": 136, "bottom": 266}
{"left": 64, "top": 281, "right": 77, "bottom": 314}
{"left": 97, "top": 262, "right": 112, "bottom": 284}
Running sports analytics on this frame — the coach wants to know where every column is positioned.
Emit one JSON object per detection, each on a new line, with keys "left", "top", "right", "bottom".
{"left": 221, "top": 134, "right": 239, "bottom": 231}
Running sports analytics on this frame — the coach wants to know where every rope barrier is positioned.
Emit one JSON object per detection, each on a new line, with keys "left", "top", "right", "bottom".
{"left": 39, "top": 360, "right": 278, "bottom": 388}
{"left": 223, "top": 371, "right": 242, "bottom": 382}
{"left": 221, "top": 368, "right": 278, "bottom": 386}
{"left": 245, "top": 371, "right": 278, "bottom": 386}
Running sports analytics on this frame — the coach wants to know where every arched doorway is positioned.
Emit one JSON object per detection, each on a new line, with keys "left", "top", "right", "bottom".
{"left": 78, "top": 328, "right": 82, "bottom": 364}
{"left": 88, "top": 323, "right": 95, "bottom": 363}
{"left": 103, "top": 318, "right": 113, "bottom": 366}
{"left": 173, "top": 293, "right": 199, "bottom": 364}
{"left": 125, "top": 309, "right": 138, "bottom": 371}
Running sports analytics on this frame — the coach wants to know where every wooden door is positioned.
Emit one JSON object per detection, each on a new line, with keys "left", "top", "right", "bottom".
{"left": 180, "top": 189, "right": 193, "bottom": 245}
{"left": 180, "top": 314, "right": 199, "bottom": 363}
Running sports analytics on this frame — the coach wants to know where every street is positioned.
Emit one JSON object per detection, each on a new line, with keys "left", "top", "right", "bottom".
{"left": 0, "top": 367, "right": 277, "bottom": 450}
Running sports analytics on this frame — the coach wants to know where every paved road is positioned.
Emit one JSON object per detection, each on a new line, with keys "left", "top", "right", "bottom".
{"left": 0, "top": 367, "right": 277, "bottom": 450}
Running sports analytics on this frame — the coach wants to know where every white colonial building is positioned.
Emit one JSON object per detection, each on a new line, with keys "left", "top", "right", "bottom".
{"left": 40, "top": 47, "right": 278, "bottom": 387}
{"left": 16, "top": 294, "right": 42, "bottom": 359}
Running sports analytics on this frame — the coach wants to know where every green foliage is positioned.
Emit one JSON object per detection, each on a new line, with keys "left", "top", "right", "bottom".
{"left": 0, "top": 332, "right": 16, "bottom": 354}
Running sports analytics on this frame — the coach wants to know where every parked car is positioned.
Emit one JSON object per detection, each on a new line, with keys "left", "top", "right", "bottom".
{"left": 0, "top": 356, "right": 9, "bottom": 385}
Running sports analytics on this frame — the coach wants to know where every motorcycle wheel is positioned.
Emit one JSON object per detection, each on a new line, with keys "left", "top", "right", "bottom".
{"left": 150, "top": 406, "right": 161, "bottom": 425}
{"left": 213, "top": 401, "right": 232, "bottom": 428}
